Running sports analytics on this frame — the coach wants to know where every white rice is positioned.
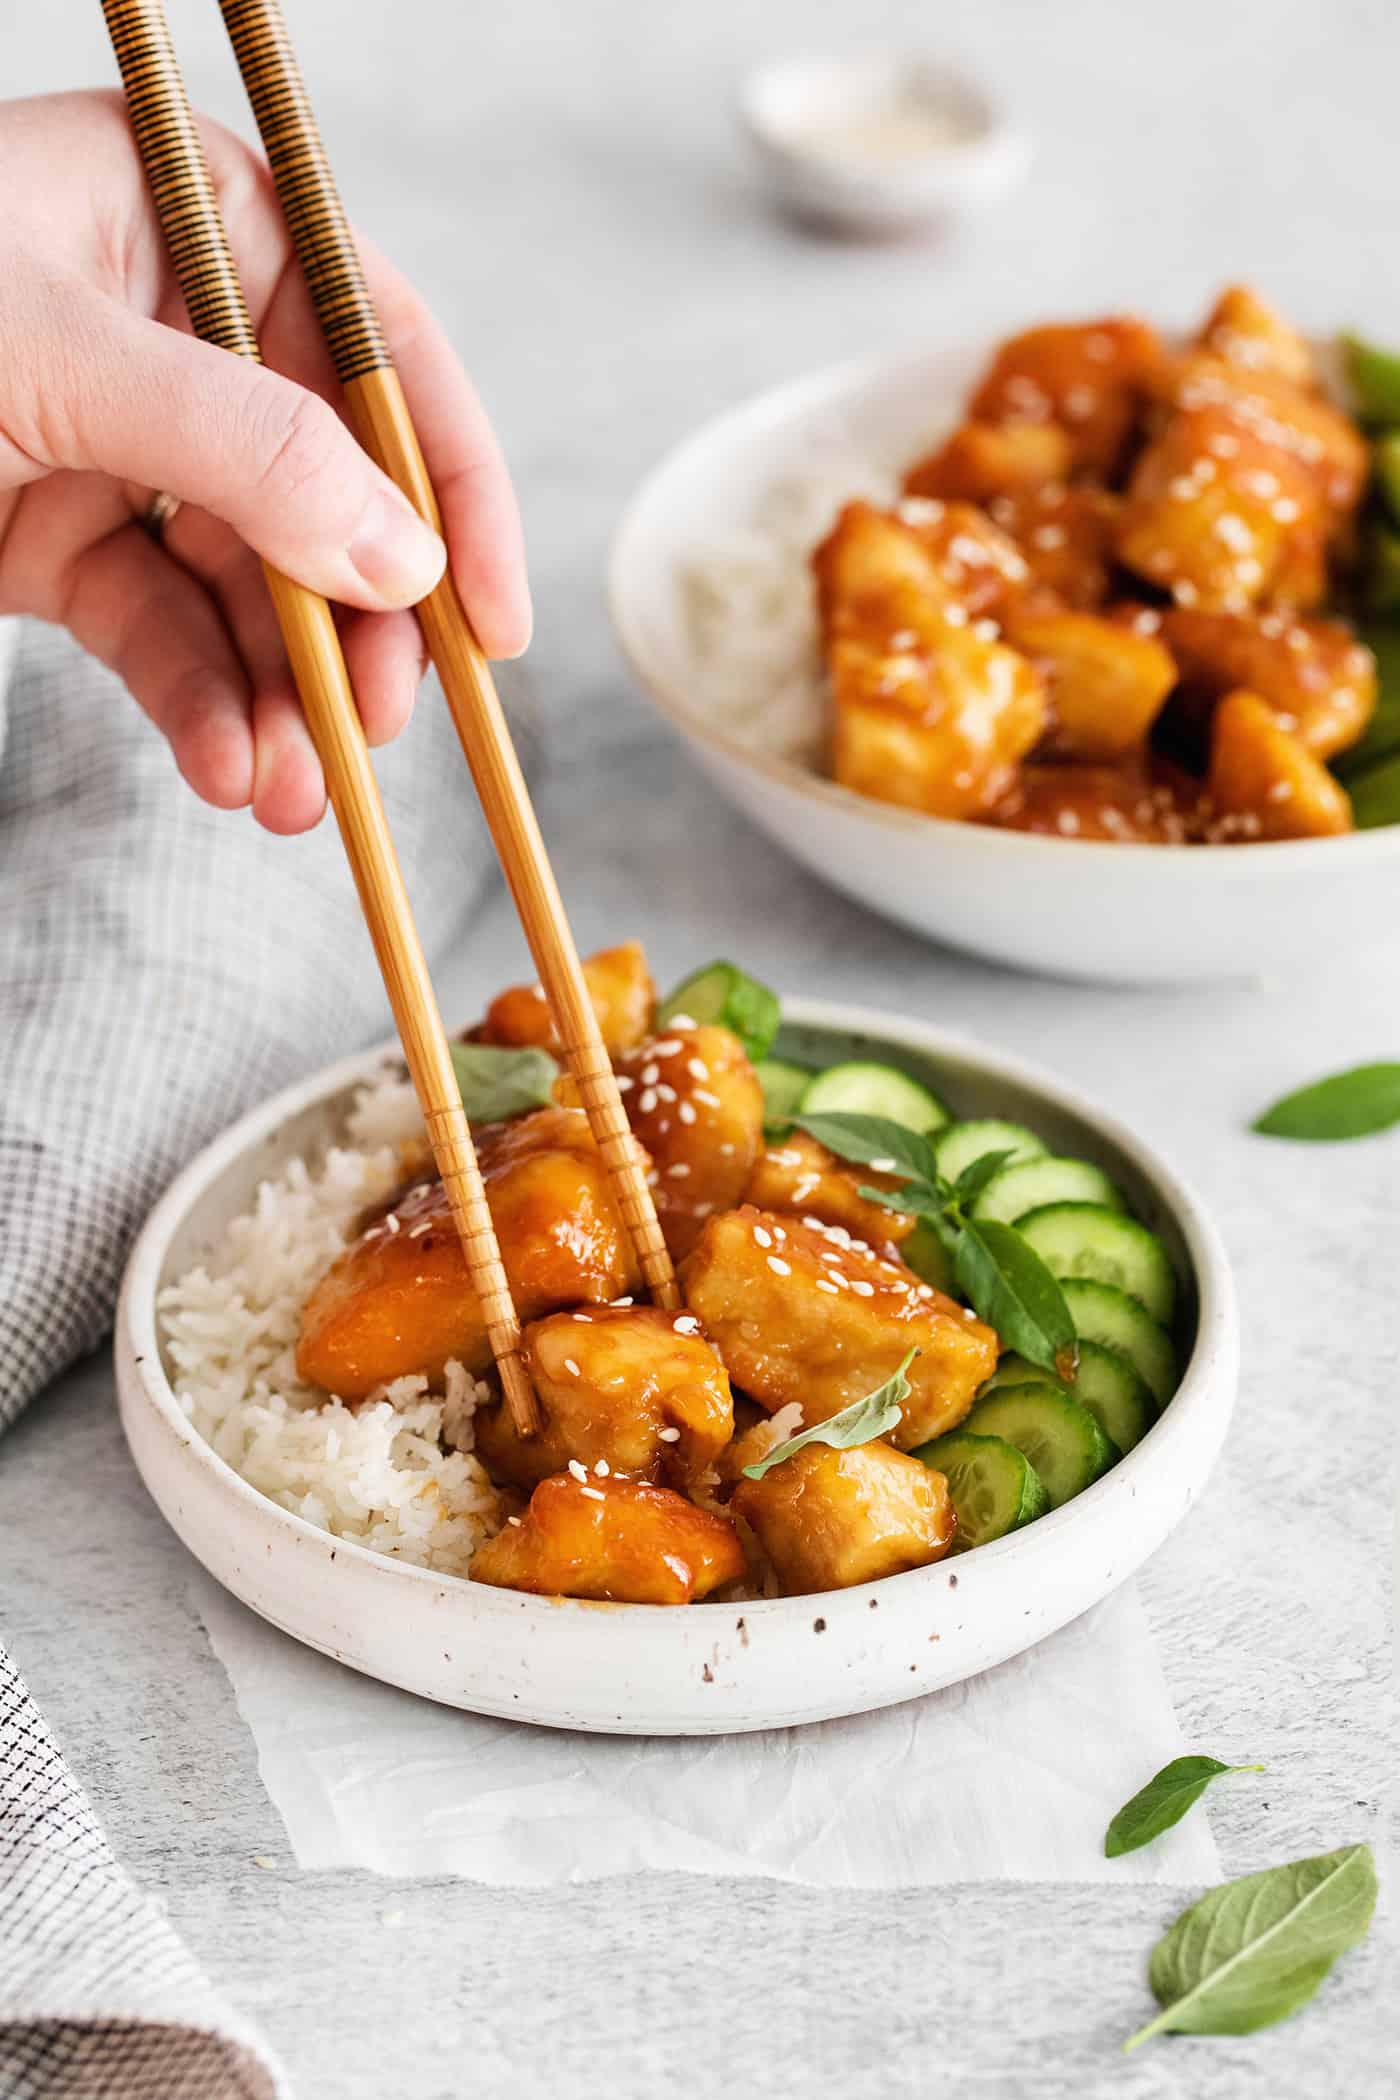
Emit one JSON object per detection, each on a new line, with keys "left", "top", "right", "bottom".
{"left": 681, "top": 450, "right": 898, "bottom": 763}
{"left": 158, "top": 1070, "right": 509, "bottom": 1579}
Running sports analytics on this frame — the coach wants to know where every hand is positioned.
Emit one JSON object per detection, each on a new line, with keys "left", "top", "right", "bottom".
{"left": 0, "top": 91, "right": 531, "bottom": 833}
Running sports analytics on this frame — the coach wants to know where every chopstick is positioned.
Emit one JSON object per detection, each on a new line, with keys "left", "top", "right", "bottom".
{"left": 100, "top": 0, "right": 541, "bottom": 1437}
{"left": 216, "top": 0, "right": 681, "bottom": 1313}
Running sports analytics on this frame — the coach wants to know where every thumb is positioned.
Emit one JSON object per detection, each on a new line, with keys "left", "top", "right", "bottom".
{"left": 39, "top": 287, "right": 446, "bottom": 610}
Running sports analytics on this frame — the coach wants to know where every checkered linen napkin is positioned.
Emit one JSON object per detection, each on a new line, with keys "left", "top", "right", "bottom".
{"left": 0, "top": 617, "right": 502, "bottom": 2094}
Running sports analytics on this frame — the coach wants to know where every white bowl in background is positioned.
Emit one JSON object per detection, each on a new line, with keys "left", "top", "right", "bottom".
{"left": 115, "top": 1000, "right": 1237, "bottom": 1735}
{"left": 739, "top": 53, "right": 1029, "bottom": 236}
{"left": 608, "top": 343, "right": 1400, "bottom": 983}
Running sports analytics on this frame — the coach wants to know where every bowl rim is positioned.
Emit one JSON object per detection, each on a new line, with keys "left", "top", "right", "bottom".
{"left": 607, "top": 339, "right": 1400, "bottom": 876}
{"left": 118, "top": 995, "right": 1238, "bottom": 1629}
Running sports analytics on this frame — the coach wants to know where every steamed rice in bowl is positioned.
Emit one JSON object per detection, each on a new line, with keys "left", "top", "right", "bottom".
{"left": 158, "top": 1068, "right": 509, "bottom": 1579}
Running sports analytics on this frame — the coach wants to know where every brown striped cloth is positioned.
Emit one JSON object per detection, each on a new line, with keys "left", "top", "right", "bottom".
{"left": 0, "top": 618, "right": 517, "bottom": 2094}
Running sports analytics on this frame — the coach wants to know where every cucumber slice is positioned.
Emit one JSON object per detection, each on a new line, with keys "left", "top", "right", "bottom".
{"left": 1017, "top": 1203, "right": 1177, "bottom": 1327}
{"left": 799, "top": 1060, "right": 950, "bottom": 1134}
{"left": 913, "top": 1430, "right": 1049, "bottom": 1548}
{"left": 931, "top": 1118, "right": 1048, "bottom": 1185}
{"left": 657, "top": 961, "right": 780, "bottom": 1062}
{"left": 970, "top": 1154, "right": 1125, "bottom": 1228}
{"left": 1061, "top": 1278, "right": 1178, "bottom": 1407}
{"left": 901, "top": 1219, "right": 954, "bottom": 1294}
{"left": 962, "top": 1385, "right": 1118, "bottom": 1508}
{"left": 983, "top": 1343, "right": 1156, "bottom": 1456}
{"left": 756, "top": 1058, "right": 815, "bottom": 1135}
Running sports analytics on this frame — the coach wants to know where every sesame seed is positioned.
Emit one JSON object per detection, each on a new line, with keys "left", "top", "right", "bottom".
{"left": 694, "top": 1089, "right": 721, "bottom": 1108}
{"left": 1056, "top": 809, "right": 1081, "bottom": 836}
{"left": 658, "top": 1427, "right": 681, "bottom": 1443}
{"left": 641, "top": 1062, "right": 660, "bottom": 1085}
{"left": 668, "top": 1162, "right": 690, "bottom": 1178}
{"left": 678, "top": 1101, "right": 697, "bottom": 1125}
{"left": 673, "top": 1314, "right": 701, "bottom": 1335}
{"left": 1273, "top": 498, "right": 1301, "bottom": 523}
{"left": 594, "top": 1459, "right": 610, "bottom": 1477}
{"left": 508, "top": 1515, "right": 523, "bottom": 1528}
{"left": 1031, "top": 524, "right": 1066, "bottom": 551}
{"left": 639, "top": 1088, "right": 659, "bottom": 1114}
{"left": 611, "top": 1296, "right": 634, "bottom": 1306}
{"left": 898, "top": 496, "right": 944, "bottom": 525}
{"left": 579, "top": 1486, "right": 606, "bottom": 1502}
{"left": 973, "top": 618, "right": 1000, "bottom": 642}
{"left": 889, "top": 628, "right": 918, "bottom": 649}
{"left": 564, "top": 1358, "right": 581, "bottom": 1377}
{"left": 792, "top": 1175, "right": 821, "bottom": 1203}
{"left": 655, "top": 1083, "right": 676, "bottom": 1103}
{"left": 409, "top": 1219, "right": 433, "bottom": 1238}
{"left": 651, "top": 1038, "right": 683, "bottom": 1056}
{"left": 1267, "top": 779, "right": 1295, "bottom": 802}
{"left": 1063, "top": 384, "right": 1097, "bottom": 421}
{"left": 384, "top": 1214, "right": 400, "bottom": 1235}
{"left": 568, "top": 1459, "right": 588, "bottom": 1482}
{"left": 868, "top": 1157, "right": 898, "bottom": 1173}
{"left": 614, "top": 1074, "right": 635, "bottom": 1091}
{"left": 1208, "top": 432, "right": 1239, "bottom": 458}
{"left": 816, "top": 1279, "right": 839, "bottom": 1295}
{"left": 686, "top": 1058, "right": 709, "bottom": 1081}
{"left": 849, "top": 1279, "right": 876, "bottom": 1297}
{"left": 753, "top": 1225, "right": 773, "bottom": 1248}
{"left": 767, "top": 1256, "right": 791, "bottom": 1276}
{"left": 942, "top": 602, "right": 969, "bottom": 629}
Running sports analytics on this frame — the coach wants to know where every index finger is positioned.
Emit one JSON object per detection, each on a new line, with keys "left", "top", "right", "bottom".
{"left": 360, "top": 238, "right": 532, "bottom": 661}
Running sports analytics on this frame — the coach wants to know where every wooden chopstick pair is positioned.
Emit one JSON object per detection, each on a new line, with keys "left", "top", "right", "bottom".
{"left": 100, "top": 0, "right": 678, "bottom": 1436}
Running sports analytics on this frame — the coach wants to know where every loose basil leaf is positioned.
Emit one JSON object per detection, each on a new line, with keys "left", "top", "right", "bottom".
{"left": 1343, "top": 331, "right": 1400, "bottom": 425}
{"left": 796, "top": 1112, "right": 942, "bottom": 1187}
{"left": 741, "top": 1348, "right": 917, "bottom": 1481}
{"left": 951, "top": 1149, "right": 1019, "bottom": 1206}
{"left": 954, "top": 1219, "right": 1078, "bottom": 1381}
{"left": 1348, "top": 752, "right": 1400, "bottom": 830}
{"left": 1105, "top": 1756, "right": 1265, "bottom": 1859}
{"left": 449, "top": 1042, "right": 560, "bottom": 1124}
{"left": 1253, "top": 1061, "right": 1400, "bottom": 1140}
{"left": 1123, "top": 1844, "right": 1377, "bottom": 2051}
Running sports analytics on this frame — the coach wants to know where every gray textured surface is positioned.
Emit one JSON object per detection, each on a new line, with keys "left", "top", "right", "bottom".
{"left": 1, "top": 0, "right": 1398, "bottom": 2092}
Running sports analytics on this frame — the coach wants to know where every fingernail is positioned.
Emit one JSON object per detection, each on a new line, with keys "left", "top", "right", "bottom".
{"left": 348, "top": 488, "right": 447, "bottom": 606}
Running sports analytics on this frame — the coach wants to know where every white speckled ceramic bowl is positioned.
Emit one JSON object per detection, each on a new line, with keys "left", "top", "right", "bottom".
{"left": 115, "top": 999, "right": 1237, "bottom": 1734}
{"left": 608, "top": 343, "right": 1400, "bottom": 983}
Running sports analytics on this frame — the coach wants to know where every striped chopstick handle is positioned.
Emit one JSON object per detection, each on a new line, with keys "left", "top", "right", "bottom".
{"left": 102, "top": 0, "right": 260, "bottom": 362}
{"left": 219, "top": 0, "right": 389, "bottom": 385}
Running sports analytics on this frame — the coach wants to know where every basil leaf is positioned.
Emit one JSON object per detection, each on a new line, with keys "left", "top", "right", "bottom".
{"left": 741, "top": 1348, "right": 917, "bottom": 1481}
{"left": 1343, "top": 331, "right": 1400, "bottom": 425}
{"left": 954, "top": 1219, "right": 1078, "bottom": 1380}
{"left": 951, "top": 1148, "right": 1018, "bottom": 1205}
{"left": 796, "top": 1112, "right": 942, "bottom": 1186}
{"left": 1105, "top": 1756, "right": 1265, "bottom": 1859}
{"left": 449, "top": 1042, "right": 560, "bottom": 1124}
{"left": 1348, "top": 752, "right": 1400, "bottom": 830}
{"left": 1123, "top": 1844, "right": 1377, "bottom": 2051}
{"left": 1253, "top": 1061, "right": 1400, "bottom": 1140}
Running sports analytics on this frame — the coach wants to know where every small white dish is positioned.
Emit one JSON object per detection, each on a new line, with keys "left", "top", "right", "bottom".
{"left": 609, "top": 341, "right": 1400, "bottom": 983}
{"left": 739, "top": 52, "right": 1029, "bottom": 235}
{"left": 115, "top": 1000, "right": 1237, "bottom": 1735}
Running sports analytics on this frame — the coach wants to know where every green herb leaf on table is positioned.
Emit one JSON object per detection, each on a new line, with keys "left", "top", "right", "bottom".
{"left": 796, "top": 1112, "right": 942, "bottom": 1186}
{"left": 1253, "top": 1062, "right": 1400, "bottom": 1140}
{"left": 740, "top": 1348, "right": 918, "bottom": 1481}
{"left": 449, "top": 1042, "right": 560, "bottom": 1124}
{"left": 954, "top": 1219, "right": 1079, "bottom": 1381}
{"left": 1123, "top": 1843, "right": 1378, "bottom": 2051}
{"left": 1105, "top": 1756, "right": 1265, "bottom": 1859}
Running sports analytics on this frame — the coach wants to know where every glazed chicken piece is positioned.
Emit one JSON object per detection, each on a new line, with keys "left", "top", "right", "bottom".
{"left": 296, "top": 1108, "right": 641, "bottom": 1399}
{"left": 470, "top": 1472, "right": 746, "bottom": 1604}
{"left": 894, "top": 496, "right": 1032, "bottom": 619}
{"left": 984, "top": 484, "right": 1123, "bottom": 610}
{"left": 743, "top": 1130, "right": 916, "bottom": 1250}
{"left": 813, "top": 502, "right": 1047, "bottom": 819}
{"left": 474, "top": 940, "right": 656, "bottom": 1058}
{"left": 618, "top": 1023, "right": 765, "bottom": 1259}
{"left": 1121, "top": 353, "right": 1367, "bottom": 611}
{"left": 1161, "top": 607, "right": 1376, "bottom": 761}
{"left": 1196, "top": 284, "right": 1318, "bottom": 392}
{"left": 965, "top": 316, "right": 1163, "bottom": 480}
{"left": 1207, "top": 690, "right": 1352, "bottom": 840}
{"left": 904, "top": 417, "right": 1074, "bottom": 505}
{"left": 682, "top": 1206, "right": 997, "bottom": 1450}
{"left": 1001, "top": 605, "right": 1177, "bottom": 761}
{"left": 475, "top": 1303, "right": 733, "bottom": 1491}
{"left": 988, "top": 761, "right": 1204, "bottom": 843}
{"left": 733, "top": 1441, "right": 956, "bottom": 1594}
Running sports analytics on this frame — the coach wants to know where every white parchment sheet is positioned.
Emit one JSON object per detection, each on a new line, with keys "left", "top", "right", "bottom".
{"left": 193, "top": 1572, "right": 1219, "bottom": 1888}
